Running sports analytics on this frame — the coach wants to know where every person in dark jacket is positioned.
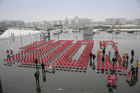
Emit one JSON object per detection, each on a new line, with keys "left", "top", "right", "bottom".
{"left": 130, "top": 65, "right": 135, "bottom": 76}
{"left": 92, "top": 54, "right": 96, "bottom": 61}
{"left": 102, "top": 48, "right": 105, "bottom": 55}
{"left": 34, "top": 58, "right": 38, "bottom": 69}
{"left": 90, "top": 52, "right": 93, "bottom": 57}
{"left": 6, "top": 49, "right": 10, "bottom": 59}
{"left": 34, "top": 70, "right": 40, "bottom": 85}
{"left": 131, "top": 49, "right": 134, "bottom": 57}
{"left": 90, "top": 52, "right": 93, "bottom": 62}
{"left": 126, "top": 53, "right": 129, "bottom": 62}
{"left": 102, "top": 56, "right": 105, "bottom": 62}
{"left": 108, "top": 51, "right": 111, "bottom": 61}
{"left": 112, "top": 57, "right": 116, "bottom": 67}
{"left": 41, "top": 62, "right": 45, "bottom": 72}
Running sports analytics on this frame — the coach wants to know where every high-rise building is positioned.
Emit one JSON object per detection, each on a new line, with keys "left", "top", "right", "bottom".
{"left": 74, "top": 16, "right": 79, "bottom": 24}
{"left": 65, "top": 18, "right": 69, "bottom": 25}
{"left": 71, "top": 19, "right": 75, "bottom": 25}
{"left": 78, "top": 18, "right": 91, "bottom": 27}
{"left": 58, "top": 20, "right": 63, "bottom": 25}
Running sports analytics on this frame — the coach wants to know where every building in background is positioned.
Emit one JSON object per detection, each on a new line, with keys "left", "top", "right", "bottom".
{"left": 78, "top": 18, "right": 91, "bottom": 27}
{"left": 105, "top": 18, "right": 126, "bottom": 25}
{"left": 53, "top": 20, "right": 58, "bottom": 25}
{"left": 71, "top": 19, "right": 75, "bottom": 25}
{"left": 83, "top": 27, "right": 93, "bottom": 40}
{"left": 1, "top": 17, "right": 140, "bottom": 30}
{"left": 0, "top": 20, "right": 25, "bottom": 28}
{"left": 64, "top": 18, "right": 69, "bottom": 25}
{"left": 74, "top": 16, "right": 79, "bottom": 24}
{"left": 134, "top": 18, "right": 140, "bottom": 25}
{"left": 58, "top": 20, "right": 63, "bottom": 25}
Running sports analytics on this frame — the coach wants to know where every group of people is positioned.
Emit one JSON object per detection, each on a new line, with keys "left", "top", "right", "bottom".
{"left": 34, "top": 58, "right": 46, "bottom": 84}
{"left": 126, "top": 49, "right": 140, "bottom": 80}
{"left": 34, "top": 58, "right": 45, "bottom": 72}
{"left": 96, "top": 47, "right": 139, "bottom": 74}
{"left": 34, "top": 58, "right": 46, "bottom": 93}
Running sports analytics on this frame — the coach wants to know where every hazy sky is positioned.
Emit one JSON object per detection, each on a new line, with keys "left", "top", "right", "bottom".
{"left": 0, "top": 0, "right": 140, "bottom": 22}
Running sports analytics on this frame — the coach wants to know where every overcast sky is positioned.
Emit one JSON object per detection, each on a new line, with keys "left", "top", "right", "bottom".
{"left": 0, "top": 0, "right": 140, "bottom": 22}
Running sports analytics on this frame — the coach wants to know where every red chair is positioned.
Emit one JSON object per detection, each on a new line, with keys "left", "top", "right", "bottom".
{"left": 124, "top": 67, "right": 127, "bottom": 70}
{"left": 107, "top": 74, "right": 111, "bottom": 80}
{"left": 126, "top": 72, "right": 131, "bottom": 77}
{"left": 112, "top": 76, "right": 118, "bottom": 80}
{"left": 115, "top": 64, "right": 118, "bottom": 70}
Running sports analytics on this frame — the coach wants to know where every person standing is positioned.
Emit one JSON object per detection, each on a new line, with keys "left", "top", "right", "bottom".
{"left": 102, "top": 48, "right": 105, "bottom": 55}
{"left": 122, "top": 53, "right": 126, "bottom": 66}
{"left": 130, "top": 65, "right": 135, "bottom": 77}
{"left": 90, "top": 52, "right": 93, "bottom": 62}
{"left": 92, "top": 54, "right": 96, "bottom": 61}
{"left": 108, "top": 51, "right": 111, "bottom": 61}
{"left": 90, "top": 52, "right": 93, "bottom": 57}
{"left": 126, "top": 54, "right": 129, "bottom": 62}
{"left": 131, "top": 49, "right": 134, "bottom": 57}
{"left": 42, "top": 71, "right": 46, "bottom": 82}
{"left": 97, "top": 49, "right": 99, "bottom": 57}
{"left": 130, "top": 57, "right": 134, "bottom": 64}
{"left": 136, "top": 60, "right": 139, "bottom": 77}
{"left": 114, "top": 51, "right": 118, "bottom": 56}
{"left": 41, "top": 62, "right": 45, "bottom": 72}
{"left": 10, "top": 48, "right": 13, "bottom": 57}
{"left": 0, "top": 79, "right": 3, "bottom": 93}
{"left": 34, "top": 70, "right": 40, "bottom": 85}
{"left": 102, "top": 56, "right": 105, "bottom": 62}
{"left": 6, "top": 49, "right": 10, "bottom": 59}
{"left": 112, "top": 57, "right": 116, "bottom": 67}
{"left": 34, "top": 58, "right": 38, "bottom": 69}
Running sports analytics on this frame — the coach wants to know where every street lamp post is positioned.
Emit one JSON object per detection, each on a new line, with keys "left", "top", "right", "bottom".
{"left": 111, "top": 25, "right": 115, "bottom": 41}
{"left": 112, "top": 30, "right": 113, "bottom": 41}
{"left": 9, "top": 29, "right": 12, "bottom": 49}
{"left": 19, "top": 26, "right": 22, "bottom": 47}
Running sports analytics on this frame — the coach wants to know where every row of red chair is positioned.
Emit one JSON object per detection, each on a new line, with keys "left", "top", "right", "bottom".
{"left": 16, "top": 40, "right": 64, "bottom": 64}
{"left": 77, "top": 41, "right": 94, "bottom": 69}
{"left": 46, "top": 40, "right": 73, "bottom": 61}
{"left": 4, "top": 40, "right": 58, "bottom": 63}
{"left": 35, "top": 40, "right": 62, "bottom": 56}
{"left": 107, "top": 74, "right": 118, "bottom": 84}
{"left": 39, "top": 40, "right": 74, "bottom": 65}
{"left": 52, "top": 40, "right": 94, "bottom": 70}
{"left": 6, "top": 40, "right": 54, "bottom": 61}
{"left": 20, "top": 40, "right": 46, "bottom": 50}
{"left": 52, "top": 40, "right": 83, "bottom": 69}
{"left": 105, "top": 54, "right": 109, "bottom": 70}
{"left": 4, "top": 40, "right": 54, "bottom": 62}
{"left": 24, "top": 40, "right": 54, "bottom": 53}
